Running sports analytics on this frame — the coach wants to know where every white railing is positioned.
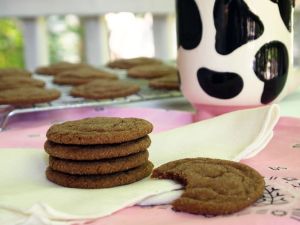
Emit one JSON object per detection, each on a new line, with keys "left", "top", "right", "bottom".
{"left": 0, "top": 1, "right": 299, "bottom": 71}
{"left": 0, "top": 0, "right": 175, "bottom": 70}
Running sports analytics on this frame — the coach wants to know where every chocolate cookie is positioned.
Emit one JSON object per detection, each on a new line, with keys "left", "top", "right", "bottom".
{"left": 54, "top": 67, "right": 118, "bottom": 85}
{"left": 152, "top": 158, "right": 265, "bottom": 215}
{"left": 0, "top": 68, "right": 31, "bottom": 77}
{"left": 46, "top": 161, "right": 154, "bottom": 188}
{"left": 35, "top": 62, "right": 89, "bottom": 76}
{"left": 149, "top": 74, "right": 180, "bottom": 90}
{"left": 49, "top": 150, "right": 149, "bottom": 175}
{"left": 127, "top": 64, "right": 177, "bottom": 79}
{"left": 70, "top": 80, "right": 140, "bottom": 100}
{"left": 0, "top": 76, "right": 45, "bottom": 91}
{"left": 107, "top": 57, "right": 162, "bottom": 69}
{"left": 44, "top": 136, "right": 151, "bottom": 160}
{"left": 0, "top": 87, "right": 61, "bottom": 105}
{"left": 46, "top": 117, "right": 153, "bottom": 145}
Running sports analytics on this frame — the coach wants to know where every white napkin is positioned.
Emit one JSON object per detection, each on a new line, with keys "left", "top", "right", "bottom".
{"left": 0, "top": 105, "right": 280, "bottom": 225}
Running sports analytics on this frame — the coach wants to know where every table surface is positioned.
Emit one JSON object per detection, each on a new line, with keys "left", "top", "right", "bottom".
{"left": 1, "top": 83, "right": 300, "bottom": 225}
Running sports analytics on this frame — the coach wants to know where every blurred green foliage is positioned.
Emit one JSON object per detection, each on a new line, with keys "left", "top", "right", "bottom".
{"left": 0, "top": 16, "right": 82, "bottom": 69}
{"left": 0, "top": 19, "right": 24, "bottom": 68}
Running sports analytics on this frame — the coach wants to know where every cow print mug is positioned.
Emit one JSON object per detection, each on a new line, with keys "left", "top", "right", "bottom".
{"left": 177, "top": 0, "right": 297, "bottom": 119}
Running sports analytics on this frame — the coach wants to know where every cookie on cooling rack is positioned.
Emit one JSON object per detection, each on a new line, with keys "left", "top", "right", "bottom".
{"left": 70, "top": 80, "right": 140, "bottom": 100}
{"left": 107, "top": 57, "right": 162, "bottom": 69}
{"left": 0, "top": 87, "right": 61, "bottom": 105}
{"left": 0, "top": 68, "right": 32, "bottom": 77}
{"left": 0, "top": 76, "right": 45, "bottom": 91}
{"left": 35, "top": 62, "right": 90, "bottom": 76}
{"left": 53, "top": 67, "right": 118, "bottom": 85}
{"left": 127, "top": 64, "right": 177, "bottom": 79}
{"left": 149, "top": 74, "right": 180, "bottom": 90}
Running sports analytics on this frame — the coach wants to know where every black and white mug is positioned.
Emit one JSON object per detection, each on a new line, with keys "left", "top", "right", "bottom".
{"left": 177, "top": 0, "right": 296, "bottom": 114}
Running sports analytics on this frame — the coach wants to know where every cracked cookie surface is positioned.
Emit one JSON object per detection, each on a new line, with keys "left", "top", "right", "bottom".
{"left": 49, "top": 151, "right": 149, "bottom": 175}
{"left": 46, "top": 117, "right": 153, "bottom": 145}
{"left": 46, "top": 161, "right": 154, "bottom": 188}
{"left": 152, "top": 158, "right": 265, "bottom": 215}
{"left": 44, "top": 136, "right": 151, "bottom": 160}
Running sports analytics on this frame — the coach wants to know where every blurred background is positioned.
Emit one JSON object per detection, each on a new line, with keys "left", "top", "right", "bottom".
{"left": 0, "top": 0, "right": 299, "bottom": 69}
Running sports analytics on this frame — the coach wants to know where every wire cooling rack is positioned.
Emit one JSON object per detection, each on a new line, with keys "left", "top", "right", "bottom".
{"left": 0, "top": 69, "right": 182, "bottom": 131}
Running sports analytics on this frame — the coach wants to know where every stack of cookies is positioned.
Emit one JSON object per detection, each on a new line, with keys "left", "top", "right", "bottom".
{"left": 44, "top": 117, "right": 154, "bottom": 189}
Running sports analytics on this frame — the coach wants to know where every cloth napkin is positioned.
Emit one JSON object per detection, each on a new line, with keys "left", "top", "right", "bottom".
{"left": 0, "top": 104, "right": 280, "bottom": 225}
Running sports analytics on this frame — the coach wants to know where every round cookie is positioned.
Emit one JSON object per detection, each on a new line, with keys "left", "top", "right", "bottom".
{"left": 46, "top": 117, "right": 153, "bottom": 145}
{"left": 70, "top": 80, "right": 140, "bottom": 100}
{"left": 0, "top": 76, "right": 45, "bottom": 91}
{"left": 0, "top": 68, "right": 31, "bottom": 77}
{"left": 127, "top": 64, "right": 177, "bottom": 79}
{"left": 0, "top": 87, "right": 61, "bottom": 105}
{"left": 46, "top": 161, "right": 154, "bottom": 188}
{"left": 44, "top": 136, "right": 151, "bottom": 160}
{"left": 49, "top": 151, "right": 149, "bottom": 175}
{"left": 152, "top": 158, "right": 265, "bottom": 215}
{"left": 149, "top": 74, "right": 180, "bottom": 90}
{"left": 54, "top": 68, "right": 118, "bottom": 85}
{"left": 107, "top": 57, "right": 162, "bottom": 69}
{"left": 35, "top": 62, "right": 89, "bottom": 76}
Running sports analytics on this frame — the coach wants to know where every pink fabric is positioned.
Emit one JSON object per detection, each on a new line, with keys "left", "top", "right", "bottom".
{"left": 82, "top": 207, "right": 300, "bottom": 225}
{"left": 1, "top": 106, "right": 300, "bottom": 225}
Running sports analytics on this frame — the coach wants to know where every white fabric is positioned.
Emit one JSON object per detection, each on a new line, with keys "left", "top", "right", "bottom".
{"left": 0, "top": 105, "right": 280, "bottom": 225}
